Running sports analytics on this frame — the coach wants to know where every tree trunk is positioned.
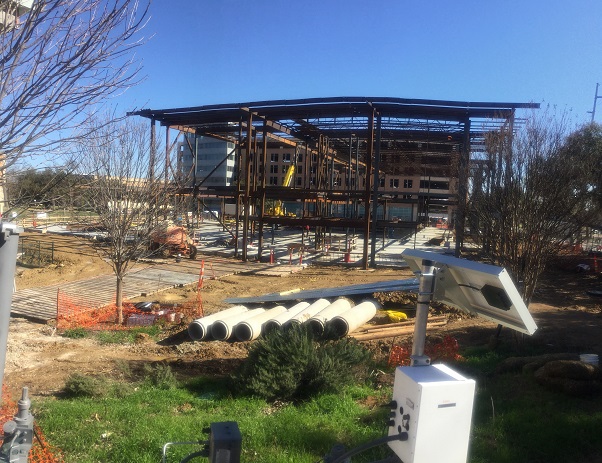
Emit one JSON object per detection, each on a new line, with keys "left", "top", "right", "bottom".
{"left": 116, "top": 274, "right": 124, "bottom": 325}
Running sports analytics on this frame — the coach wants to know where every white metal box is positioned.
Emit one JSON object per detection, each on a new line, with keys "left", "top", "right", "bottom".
{"left": 388, "top": 364, "right": 476, "bottom": 463}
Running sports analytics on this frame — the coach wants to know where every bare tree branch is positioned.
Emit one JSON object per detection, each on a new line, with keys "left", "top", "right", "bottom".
{"left": 0, "top": 0, "right": 150, "bottom": 172}
{"left": 469, "top": 109, "right": 596, "bottom": 304}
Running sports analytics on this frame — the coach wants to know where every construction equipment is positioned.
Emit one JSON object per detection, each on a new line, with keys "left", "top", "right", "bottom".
{"left": 266, "top": 164, "right": 295, "bottom": 216}
{"left": 150, "top": 223, "right": 197, "bottom": 259}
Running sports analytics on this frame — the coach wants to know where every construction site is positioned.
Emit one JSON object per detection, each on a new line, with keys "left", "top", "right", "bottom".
{"left": 2, "top": 97, "right": 602, "bottom": 463}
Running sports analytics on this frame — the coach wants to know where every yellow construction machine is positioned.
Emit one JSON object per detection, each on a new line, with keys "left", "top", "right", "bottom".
{"left": 266, "top": 164, "right": 296, "bottom": 216}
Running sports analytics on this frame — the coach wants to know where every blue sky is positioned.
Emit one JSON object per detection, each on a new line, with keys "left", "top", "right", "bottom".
{"left": 117, "top": 1, "right": 602, "bottom": 123}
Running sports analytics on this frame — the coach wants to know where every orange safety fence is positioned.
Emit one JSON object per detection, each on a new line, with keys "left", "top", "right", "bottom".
{"left": 0, "top": 385, "right": 64, "bottom": 463}
{"left": 56, "top": 290, "right": 203, "bottom": 331}
{"left": 388, "top": 336, "right": 462, "bottom": 367}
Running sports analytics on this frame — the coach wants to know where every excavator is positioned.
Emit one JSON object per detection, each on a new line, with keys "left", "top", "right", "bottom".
{"left": 266, "top": 164, "right": 296, "bottom": 216}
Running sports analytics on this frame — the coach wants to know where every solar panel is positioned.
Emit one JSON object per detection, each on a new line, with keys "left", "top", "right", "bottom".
{"left": 402, "top": 249, "right": 537, "bottom": 335}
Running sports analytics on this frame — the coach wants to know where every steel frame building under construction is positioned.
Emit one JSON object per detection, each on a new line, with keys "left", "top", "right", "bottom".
{"left": 130, "top": 97, "right": 538, "bottom": 268}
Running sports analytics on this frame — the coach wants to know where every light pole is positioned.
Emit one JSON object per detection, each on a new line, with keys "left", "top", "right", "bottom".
{"left": 589, "top": 83, "right": 601, "bottom": 122}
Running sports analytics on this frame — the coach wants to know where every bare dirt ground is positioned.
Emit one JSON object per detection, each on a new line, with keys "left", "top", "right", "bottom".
{"left": 5, "top": 233, "right": 602, "bottom": 399}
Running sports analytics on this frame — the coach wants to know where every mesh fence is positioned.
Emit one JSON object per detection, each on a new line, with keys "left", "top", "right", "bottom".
{"left": 56, "top": 290, "right": 202, "bottom": 331}
{"left": 388, "top": 336, "right": 462, "bottom": 367}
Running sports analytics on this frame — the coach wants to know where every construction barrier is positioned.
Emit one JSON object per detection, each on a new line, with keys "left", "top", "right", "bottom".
{"left": 56, "top": 290, "right": 202, "bottom": 331}
{"left": 388, "top": 336, "right": 461, "bottom": 367}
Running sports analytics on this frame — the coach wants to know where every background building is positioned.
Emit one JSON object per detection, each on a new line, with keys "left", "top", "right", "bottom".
{"left": 179, "top": 135, "right": 457, "bottom": 224}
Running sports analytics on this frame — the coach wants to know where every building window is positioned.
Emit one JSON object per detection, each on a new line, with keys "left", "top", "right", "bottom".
{"left": 420, "top": 180, "right": 449, "bottom": 190}
{"left": 269, "top": 176, "right": 278, "bottom": 185}
{"left": 283, "top": 153, "right": 291, "bottom": 162}
{"left": 297, "top": 166, "right": 303, "bottom": 174}
{"left": 390, "top": 179, "right": 399, "bottom": 188}
{"left": 404, "top": 179, "right": 413, "bottom": 189}
{"left": 270, "top": 165, "right": 278, "bottom": 173}
{"left": 296, "top": 177, "right": 302, "bottom": 186}
{"left": 271, "top": 153, "right": 278, "bottom": 162}
{"left": 297, "top": 153, "right": 303, "bottom": 162}
{"left": 282, "top": 165, "right": 288, "bottom": 174}
{"left": 379, "top": 178, "right": 385, "bottom": 187}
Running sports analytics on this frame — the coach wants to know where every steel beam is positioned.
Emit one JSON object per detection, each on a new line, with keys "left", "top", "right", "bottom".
{"left": 363, "top": 111, "right": 375, "bottom": 270}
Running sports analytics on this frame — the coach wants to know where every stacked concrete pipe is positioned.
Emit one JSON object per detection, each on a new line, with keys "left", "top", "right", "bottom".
{"left": 285, "top": 298, "right": 331, "bottom": 327}
{"left": 307, "top": 298, "right": 353, "bottom": 337}
{"left": 188, "top": 305, "right": 248, "bottom": 341}
{"left": 263, "top": 301, "right": 311, "bottom": 333}
{"left": 329, "top": 300, "right": 380, "bottom": 338}
{"left": 211, "top": 308, "right": 266, "bottom": 341}
{"left": 234, "top": 305, "right": 288, "bottom": 341}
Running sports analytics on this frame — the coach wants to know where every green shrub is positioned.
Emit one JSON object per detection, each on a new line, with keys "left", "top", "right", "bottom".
{"left": 234, "top": 325, "right": 371, "bottom": 402}
{"left": 94, "top": 325, "right": 160, "bottom": 345}
{"left": 62, "top": 327, "right": 88, "bottom": 339}
{"left": 63, "top": 373, "right": 109, "bottom": 398}
{"left": 143, "top": 363, "right": 178, "bottom": 389}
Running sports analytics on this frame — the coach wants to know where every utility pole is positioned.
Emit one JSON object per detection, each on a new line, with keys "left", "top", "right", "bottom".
{"left": 589, "top": 83, "right": 601, "bottom": 122}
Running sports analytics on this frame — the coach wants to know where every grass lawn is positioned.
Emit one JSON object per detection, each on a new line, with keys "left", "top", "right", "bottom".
{"left": 34, "top": 346, "right": 602, "bottom": 463}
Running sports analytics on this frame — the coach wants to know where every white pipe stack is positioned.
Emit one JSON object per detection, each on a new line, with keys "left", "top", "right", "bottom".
{"left": 329, "top": 300, "right": 380, "bottom": 338}
{"left": 234, "top": 305, "right": 288, "bottom": 341}
{"left": 286, "top": 298, "right": 331, "bottom": 327}
{"left": 307, "top": 298, "right": 353, "bottom": 337}
{"left": 188, "top": 305, "right": 248, "bottom": 341}
{"left": 211, "top": 308, "right": 266, "bottom": 341}
{"left": 263, "top": 301, "right": 311, "bottom": 333}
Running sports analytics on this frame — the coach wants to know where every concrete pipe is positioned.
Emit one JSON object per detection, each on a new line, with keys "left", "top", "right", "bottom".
{"left": 329, "top": 300, "right": 380, "bottom": 338}
{"left": 286, "top": 298, "right": 331, "bottom": 327}
{"left": 263, "top": 301, "right": 311, "bottom": 333}
{"left": 307, "top": 298, "right": 353, "bottom": 337}
{"left": 234, "top": 305, "right": 288, "bottom": 341}
{"left": 211, "top": 308, "right": 266, "bottom": 341}
{"left": 188, "top": 305, "right": 248, "bottom": 341}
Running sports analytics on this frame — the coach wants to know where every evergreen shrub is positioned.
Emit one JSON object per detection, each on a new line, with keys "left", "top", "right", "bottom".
{"left": 234, "top": 325, "right": 371, "bottom": 402}
{"left": 63, "top": 373, "right": 109, "bottom": 398}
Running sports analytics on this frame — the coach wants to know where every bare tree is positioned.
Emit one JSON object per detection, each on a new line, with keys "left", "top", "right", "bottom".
{"left": 77, "top": 117, "right": 173, "bottom": 323}
{"left": 0, "top": 0, "right": 149, "bottom": 175}
{"left": 469, "top": 110, "right": 595, "bottom": 304}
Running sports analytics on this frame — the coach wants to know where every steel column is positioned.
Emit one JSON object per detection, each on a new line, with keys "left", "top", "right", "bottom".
{"left": 455, "top": 117, "right": 471, "bottom": 257}
{"left": 258, "top": 122, "right": 268, "bottom": 262}
{"left": 234, "top": 119, "right": 243, "bottom": 258}
{"left": 363, "top": 111, "right": 375, "bottom": 270}
{"left": 242, "top": 112, "right": 253, "bottom": 262}
{"left": 370, "top": 114, "right": 382, "bottom": 267}
{"left": 149, "top": 118, "right": 156, "bottom": 181}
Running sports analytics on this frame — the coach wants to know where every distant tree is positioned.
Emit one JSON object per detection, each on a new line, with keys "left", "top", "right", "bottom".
{"left": 469, "top": 111, "right": 596, "bottom": 304}
{"left": 76, "top": 117, "right": 173, "bottom": 323}
{"left": 6, "top": 167, "right": 85, "bottom": 211}
{"left": 558, "top": 122, "right": 602, "bottom": 226}
{"left": 0, "top": 0, "right": 149, "bottom": 200}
